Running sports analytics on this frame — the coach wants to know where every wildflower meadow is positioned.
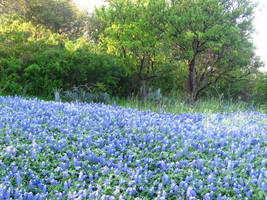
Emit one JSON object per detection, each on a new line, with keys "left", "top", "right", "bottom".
{"left": 0, "top": 96, "right": 266, "bottom": 199}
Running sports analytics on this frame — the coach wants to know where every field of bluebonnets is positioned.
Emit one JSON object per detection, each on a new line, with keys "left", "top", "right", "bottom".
{"left": 0, "top": 96, "right": 266, "bottom": 200}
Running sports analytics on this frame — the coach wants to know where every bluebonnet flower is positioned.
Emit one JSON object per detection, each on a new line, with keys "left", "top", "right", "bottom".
{"left": 64, "top": 181, "right": 68, "bottom": 191}
{"left": 0, "top": 96, "right": 266, "bottom": 199}
{"left": 204, "top": 193, "right": 212, "bottom": 200}
{"left": 42, "top": 185, "right": 47, "bottom": 193}
{"left": 27, "top": 192, "right": 33, "bottom": 200}
{"left": 51, "top": 179, "right": 59, "bottom": 185}
{"left": 261, "top": 182, "right": 266, "bottom": 192}
{"left": 113, "top": 186, "right": 120, "bottom": 195}
{"left": 62, "top": 171, "right": 69, "bottom": 177}
{"left": 158, "top": 183, "right": 163, "bottom": 191}
{"left": 119, "top": 178, "right": 125, "bottom": 185}
{"left": 128, "top": 180, "right": 135, "bottom": 186}
{"left": 198, "top": 180, "right": 204, "bottom": 191}
{"left": 179, "top": 181, "right": 188, "bottom": 190}
{"left": 162, "top": 190, "right": 168, "bottom": 198}
{"left": 126, "top": 187, "right": 136, "bottom": 195}
{"left": 216, "top": 193, "right": 222, "bottom": 200}
{"left": 257, "top": 173, "right": 264, "bottom": 186}
{"left": 41, "top": 161, "right": 45, "bottom": 168}
{"left": 207, "top": 173, "right": 214, "bottom": 184}
{"left": 162, "top": 174, "right": 169, "bottom": 185}
{"left": 78, "top": 171, "right": 85, "bottom": 182}
{"left": 118, "top": 195, "right": 126, "bottom": 200}
{"left": 16, "top": 172, "right": 22, "bottom": 185}
{"left": 149, "top": 187, "right": 155, "bottom": 197}
{"left": 186, "top": 186, "right": 197, "bottom": 198}
{"left": 186, "top": 173, "right": 194, "bottom": 183}
{"left": 246, "top": 190, "right": 252, "bottom": 197}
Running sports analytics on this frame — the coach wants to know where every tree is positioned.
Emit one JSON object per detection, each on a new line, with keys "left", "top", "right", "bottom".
{"left": 86, "top": 11, "right": 107, "bottom": 44}
{"left": 167, "top": 0, "right": 261, "bottom": 104}
{"left": 251, "top": 71, "right": 267, "bottom": 104}
{"left": 0, "top": 0, "right": 87, "bottom": 37}
{"left": 96, "top": 0, "right": 167, "bottom": 106}
{"left": 0, "top": 0, "right": 25, "bottom": 15}
{"left": 0, "top": 17, "right": 59, "bottom": 95}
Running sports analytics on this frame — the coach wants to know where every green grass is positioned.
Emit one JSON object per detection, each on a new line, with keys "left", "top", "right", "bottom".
{"left": 114, "top": 96, "right": 267, "bottom": 114}
{"left": 2, "top": 92, "right": 266, "bottom": 114}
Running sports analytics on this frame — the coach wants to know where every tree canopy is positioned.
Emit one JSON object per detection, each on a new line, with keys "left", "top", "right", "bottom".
{"left": 96, "top": 0, "right": 168, "bottom": 105}
{"left": 0, "top": 0, "right": 265, "bottom": 105}
{"left": 0, "top": 0, "right": 87, "bottom": 36}
{"left": 166, "top": 0, "right": 261, "bottom": 103}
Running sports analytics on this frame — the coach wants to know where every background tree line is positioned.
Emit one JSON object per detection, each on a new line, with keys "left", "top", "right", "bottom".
{"left": 0, "top": 0, "right": 266, "bottom": 106}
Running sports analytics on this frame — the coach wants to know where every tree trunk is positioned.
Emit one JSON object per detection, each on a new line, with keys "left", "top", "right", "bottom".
{"left": 188, "top": 58, "right": 198, "bottom": 105}
{"left": 141, "top": 79, "right": 147, "bottom": 107}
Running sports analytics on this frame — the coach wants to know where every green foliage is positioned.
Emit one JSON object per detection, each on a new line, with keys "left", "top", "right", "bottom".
{"left": 98, "top": 0, "right": 167, "bottom": 71}
{"left": 0, "top": 0, "right": 87, "bottom": 36}
{"left": 96, "top": 0, "right": 168, "bottom": 105}
{"left": 199, "top": 69, "right": 267, "bottom": 106}
{"left": 116, "top": 95, "right": 266, "bottom": 114}
{"left": 60, "top": 87, "right": 111, "bottom": 104}
{"left": 0, "top": 0, "right": 265, "bottom": 107}
{"left": 0, "top": 57, "right": 23, "bottom": 94}
{"left": 0, "top": 16, "right": 125, "bottom": 99}
{"left": 23, "top": 49, "right": 66, "bottom": 97}
{"left": 166, "top": 0, "right": 260, "bottom": 103}
{"left": 20, "top": 45, "right": 125, "bottom": 98}
{"left": 0, "top": 17, "right": 65, "bottom": 97}
{"left": 251, "top": 72, "right": 267, "bottom": 104}
{"left": 64, "top": 47, "right": 124, "bottom": 95}
{"left": 152, "top": 62, "right": 188, "bottom": 96}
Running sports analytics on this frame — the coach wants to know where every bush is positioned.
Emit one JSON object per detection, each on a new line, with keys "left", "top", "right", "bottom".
{"left": 0, "top": 18, "right": 126, "bottom": 99}
{"left": 59, "top": 86, "right": 111, "bottom": 104}
{"left": 251, "top": 72, "right": 267, "bottom": 104}
{"left": 0, "top": 57, "right": 23, "bottom": 95}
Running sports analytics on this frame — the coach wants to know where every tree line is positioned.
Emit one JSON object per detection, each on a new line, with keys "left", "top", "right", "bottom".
{"left": 0, "top": 0, "right": 266, "bottom": 105}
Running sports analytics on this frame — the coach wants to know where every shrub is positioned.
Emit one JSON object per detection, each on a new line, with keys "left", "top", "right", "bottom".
{"left": 59, "top": 86, "right": 111, "bottom": 104}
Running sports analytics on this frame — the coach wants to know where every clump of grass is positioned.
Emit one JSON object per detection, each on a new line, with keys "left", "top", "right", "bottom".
{"left": 113, "top": 96, "right": 266, "bottom": 114}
